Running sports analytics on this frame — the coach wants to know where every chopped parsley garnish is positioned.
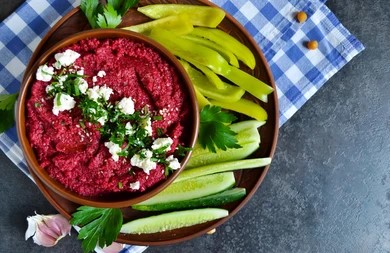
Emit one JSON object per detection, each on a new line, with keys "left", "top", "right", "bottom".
{"left": 80, "top": 0, "right": 139, "bottom": 29}
{"left": 70, "top": 206, "right": 123, "bottom": 253}
{"left": 198, "top": 105, "right": 241, "bottom": 153}
{"left": 0, "top": 93, "right": 18, "bottom": 133}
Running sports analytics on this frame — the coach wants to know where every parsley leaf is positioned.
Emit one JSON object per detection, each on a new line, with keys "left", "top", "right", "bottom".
{"left": 0, "top": 93, "right": 18, "bottom": 133}
{"left": 0, "top": 93, "right": 18, "bottom": 111}
{"left": 198, "top": 105, "right": 241, "bottom": 153}
{"left": 70, "top": 206, "right": 123, "bottom": 253}
{"left": 80, "top": 0, "right": 139, "bottom": 29}
{"left": 96, "top": 4, "right": 122, "bottom": 28}
{"left": 80, "top": 0, "right": 99, "bottom": 28}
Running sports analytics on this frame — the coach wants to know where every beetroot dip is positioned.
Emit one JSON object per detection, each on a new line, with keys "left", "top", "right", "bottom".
{"left": 26, "top": 37, "right": 191, "bottom": 197}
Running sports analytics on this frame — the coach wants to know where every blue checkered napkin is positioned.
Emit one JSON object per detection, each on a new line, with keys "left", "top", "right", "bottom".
{"left": 212, "top": 0, "right": 364, "bottom": 125}
{"left": 0, "top": 0, "right": 363, "bottom": 252}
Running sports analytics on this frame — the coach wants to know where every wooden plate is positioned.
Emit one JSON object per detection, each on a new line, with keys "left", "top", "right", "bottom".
{"left": 25, "top": 0, "right": 279, "bottom": 245}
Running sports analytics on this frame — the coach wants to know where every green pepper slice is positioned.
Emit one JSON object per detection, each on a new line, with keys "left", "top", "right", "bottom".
{"left": 137, "top": 4, "right": 225, "bottom": 28}
{"left": 210, "top": 98, "right": 268, "bottom": 121}
{"left": 181, "top": 35, "right": 239, "bottom": 67}
{"left": 180, "top": 60, "right": 245, "bottom": 103}
{"left": 190, "top": 27, "right": 256, "bottom": 69}
{"left": 149, "top": 29, "right": 273, "bottom": 102}
{"left": 123, "top": 14, "right": 193, "bottom": 35}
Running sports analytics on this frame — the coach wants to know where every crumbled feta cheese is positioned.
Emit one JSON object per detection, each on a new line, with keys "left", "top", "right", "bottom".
{"left": 36, "top": 64, "right": 54, "bottom": 82}
{"left": 76, "top": 78, "right": 88, "bottom": 94}
{"left": 166, "top": 155, "right": 180, "bottom": 170}
{"left": 92, "top": 76, "right": 98, "bottom": 83}
{"left": 129, "top": 181, "right": 140, "bottom": 190}
{"left": 77, "top": 69, "right": 84, "bottom": 76}
{"left": 52, "top": 93, "right": 76, "bottom": 116}
{"left": 117, "top": 97, "right": 135, "bottom": 115}
{"left": 125, "top": 122, "right": 134, "bottom": 135}
{"left": 104, "top": 141, "right": 122, "bottom": 162}
{"left": 97, "top": 70, "right": 106, "bottom": 77}
{"left": 141, "top": 117, "right": 153, "bottom": 136}
{"left": 53, "top": 61, "right": 62, "bottom": 70}
{"left": 130, "top": 150, "right": 156, "bottom": 175}
{"left": 97, "top": 116, "right": 108, "bottom": 126}
{"left": 98, "top": 85, "right": 113, "bottom": 101}
{"left": 87, "top": 86, "right": 100, "bottom": 101}
{"left": 152, "top": 137, "right": 173, "bottom": 152}
{"left": 45, "top": 84, "right": 54, "bottom": 94}
{"left": 54, "top": 49, "right": 80, "bottom": 67}
{"left": 58, "top": 75, "right": 68, "bottom": 86}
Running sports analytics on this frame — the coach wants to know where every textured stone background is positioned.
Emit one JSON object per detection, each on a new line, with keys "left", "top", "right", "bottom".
{"left": 1, "top": 0, "right": 390, "bottom": 252}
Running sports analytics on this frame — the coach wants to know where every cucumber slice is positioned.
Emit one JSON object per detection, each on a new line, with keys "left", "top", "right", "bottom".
{"left": 137, "top": 172, "right": 236, "bottom": 206}
{"left": 121, "top": 208, "right": 228, "bottom": 234}
{"left": 187, "top": 127, "right": 260, "bottom": 168}
{"left": 229, "top": 120, "right": 265, "bottom": 133}
{"left": 133, "top": 188, "right": 246, "bottom": 211}
{"left": 177, "top": 158, "right": 271, "bottom": 183}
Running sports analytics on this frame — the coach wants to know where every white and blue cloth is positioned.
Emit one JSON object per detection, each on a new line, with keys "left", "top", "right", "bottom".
{"left": 0, "top": 0, "right": 364, "bottom": 252}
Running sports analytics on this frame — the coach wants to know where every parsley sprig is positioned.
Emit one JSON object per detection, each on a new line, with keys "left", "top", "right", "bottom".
{"left": 70, "top": 206, "right": 123, "bottom": 253}
{"left": 198, "top": 105, "right": 241, "bottom": 153}
{"left": 80, "top": 0, "right": 139, "bottom": 29}
{"left": 0, "top": 93, "right": 18, "bottom": 133}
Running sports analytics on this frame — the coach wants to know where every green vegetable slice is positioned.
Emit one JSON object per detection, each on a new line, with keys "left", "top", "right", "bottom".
{"left": 136, "top": 172, "right": 236, "bottom": 206}
{"left": 187, "top": 121, "right": 263, "bottom": 168}
{"left": 211, "top": 98, "right": 268, "bottom": 121}
{"left": 137, "top": 4, "right": 225, "bottom": 28}
{"left": 177, "top": 158, "right": 271, "bottom": 183}
{"left": 190, "top": 27, "right": 256, "bottom": 69}
{"left": 181, "top": 34, "right": 239, "bottom": 67}
{"left": 180, "top": 60, "right": 245, "bottom": 103}
{"left": 149, "top": 29, "right": 273, "bottom": 102}
{"left": 123, "top": 14, "right": 193, "bottom": 35}
{"left": 121, "top": 208, "right": 229, "bottom": 234}
{"left": 132, "top": 188, "right": 246, "bottom": 211}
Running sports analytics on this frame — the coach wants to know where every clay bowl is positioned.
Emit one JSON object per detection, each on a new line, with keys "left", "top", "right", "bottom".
{"left": 16, "top": 29, "right": 199, "bottom": 208}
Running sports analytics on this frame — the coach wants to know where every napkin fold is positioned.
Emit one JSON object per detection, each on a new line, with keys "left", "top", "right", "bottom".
{"left": 0, "top": 0, "right": 364, "bottom": 252}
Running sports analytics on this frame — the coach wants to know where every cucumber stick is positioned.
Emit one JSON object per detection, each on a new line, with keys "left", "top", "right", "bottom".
{"left": 121, "top": 208, "right": 228, "bottom": 234}
{"left": 177, "top": 158, "right": 271, "bottom": 183}
{"left": 136, "top": 172, "right": 236, "bottom": 206}
{"left": 132, "top": 188, "right": 246, "bottom": 211}
{"left": 187, "top": 126, "right": 261, "bottom": 168}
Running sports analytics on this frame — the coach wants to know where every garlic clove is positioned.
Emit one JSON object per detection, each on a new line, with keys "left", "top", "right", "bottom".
{"left": 102, "top": 242, "right": 124, "bottom": 253}
{"left": 25, "top": 213, "right": 71, "bottom": 247}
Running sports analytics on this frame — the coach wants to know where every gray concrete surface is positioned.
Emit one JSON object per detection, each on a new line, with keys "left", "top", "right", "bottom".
{"left": 1, "top": 0, "right": 390, "bottom": 252}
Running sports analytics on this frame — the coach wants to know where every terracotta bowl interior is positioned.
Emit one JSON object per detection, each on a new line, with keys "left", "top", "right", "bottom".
{"left": 17, "top": 29, "right": 199, "bottom": 208}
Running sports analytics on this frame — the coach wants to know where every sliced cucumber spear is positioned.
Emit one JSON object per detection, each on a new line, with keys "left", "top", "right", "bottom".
{"left": 136, "top": 172, "right": 236, "bottom": 206}
{"left": 177, "top": 158, "right": 272, "bottom": 183}
{"left": 132, "top": 188, "right": 246, "bottom": 211}
{"left": 187, "top": 120, "right": 264, "bottom": 168}
{"left": 137, "top": 4, "right": 225, "bottom": 28}
{"left": 121, "top": 208, "right": 228, "bottom": 234}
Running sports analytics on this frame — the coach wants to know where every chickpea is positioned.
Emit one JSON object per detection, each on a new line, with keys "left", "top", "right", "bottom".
{"left": 207, "top": 228, "right": 216, "bottom": 235}
{"left": 307, "top": 40, "right": 319, "bottom": 50}
{"left": 296, "top": 11, "right": 308, "bottom": 23}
